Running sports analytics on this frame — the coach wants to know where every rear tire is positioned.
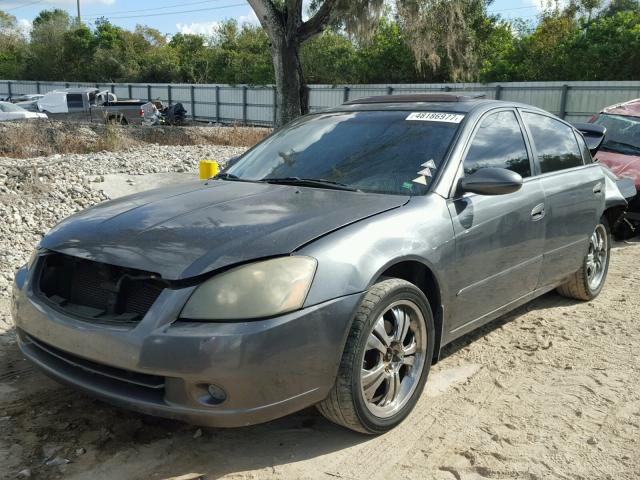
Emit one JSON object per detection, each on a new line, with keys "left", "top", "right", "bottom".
{"left": 316, "top": 278, "right": 434, "bottom": 434}
{"left": 613, "top": 218, "right": 636, "bottom": 241}
{"left": 557, "top": 216, "right": 611, "bottom": 301}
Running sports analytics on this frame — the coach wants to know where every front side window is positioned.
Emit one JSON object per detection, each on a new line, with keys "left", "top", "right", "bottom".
{"left": 227, "top": 111, "right": 462, "bottom": 195}
{"left": 522, "top": 112, "right": 583, "bottom": 173}
{"left": 66, "top": 94, "right": 84, "bottom": 109}
{"left": 464, "top": 110, "right": 531, "bottom": 178}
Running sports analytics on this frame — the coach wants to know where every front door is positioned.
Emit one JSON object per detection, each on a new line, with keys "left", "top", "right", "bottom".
{"left": 447, "top": 109, "right": 546, "bottom": 334}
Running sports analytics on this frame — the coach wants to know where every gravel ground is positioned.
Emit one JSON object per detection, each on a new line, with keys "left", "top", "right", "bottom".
{"left": 1, "top": 146, "right": 639, "bottom": 480}
{"left": 0, "top": 145, "right": 244, "bottom": 302}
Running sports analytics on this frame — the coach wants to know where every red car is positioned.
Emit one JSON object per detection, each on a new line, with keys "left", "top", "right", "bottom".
{"left": 590, "top": 98, "right": 640, "bottom": 237}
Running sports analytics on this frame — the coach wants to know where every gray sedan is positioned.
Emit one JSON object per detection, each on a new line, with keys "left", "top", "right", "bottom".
{"left": 11, "top": 94, "right": 626, "bottom": 433}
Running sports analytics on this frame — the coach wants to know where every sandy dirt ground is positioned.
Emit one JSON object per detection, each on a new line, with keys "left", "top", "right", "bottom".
{"left": 1, "top": 236, "right": 638, "bottom": 479}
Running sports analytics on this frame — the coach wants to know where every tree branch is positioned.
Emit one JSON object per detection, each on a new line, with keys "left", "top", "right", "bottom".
{"left": 297, "top": 0, "right": 340, "bottom": 43}
{"left": 247, "top": 0, "right": 283, "bottom": 38}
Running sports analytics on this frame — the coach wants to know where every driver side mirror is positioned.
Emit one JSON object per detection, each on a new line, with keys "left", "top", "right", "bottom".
{"left": 458, "top": 167, "right": 523, "bottom": 196}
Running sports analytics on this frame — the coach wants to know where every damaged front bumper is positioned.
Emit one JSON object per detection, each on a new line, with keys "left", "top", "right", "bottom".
{"left": 11, "top": 265, "right": 361, "bottom": 427}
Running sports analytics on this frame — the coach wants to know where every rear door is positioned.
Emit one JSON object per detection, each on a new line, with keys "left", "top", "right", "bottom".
{"left": 447, "top": 109, "right": 546, "bottom": 333}
{"left": 520, "top": 110, "right": 603, "bottom": 288}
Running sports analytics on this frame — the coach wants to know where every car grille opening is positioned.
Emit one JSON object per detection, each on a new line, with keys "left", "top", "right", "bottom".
{"left": 35, "top": 252, "right": 166, "bottom": 326}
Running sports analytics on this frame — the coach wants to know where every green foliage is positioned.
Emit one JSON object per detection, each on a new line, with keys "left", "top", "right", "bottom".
{"left": 301, "top": 31, "right": 358, "bottom": 84}
{"left": 572, "top": 11, "right": 640, "bottom": 80}
{"left": 0, "top": 11, "right": 27, "bottom": 79}
{"left": 213, "top": 21, "right": 273, "bottom": 84}
{"left": 1, "top": 3, "right": 639, "bottom": 85}
{"left": 481, "top": 3, "right": 640, "bottom": 81}
{"left": 354, "top": 19, "right": 426, "bottom": 82}
{"left": 26, "top": 9, "right": 71, "bottom": 80}
{"left": 62, "top": 25, "right": 94, "bottom": 80}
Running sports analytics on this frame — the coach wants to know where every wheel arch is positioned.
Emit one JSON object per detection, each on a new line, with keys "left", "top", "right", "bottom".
{"left": 603, "top": 204, "right": 626, "bottom": 230}
{"left": 372, "top": 258, "right": 444, "bottom": 364}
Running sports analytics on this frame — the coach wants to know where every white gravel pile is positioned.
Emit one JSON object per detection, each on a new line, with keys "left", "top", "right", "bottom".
{"left": 0, "top": 144, "right": 245, "bottom": 299}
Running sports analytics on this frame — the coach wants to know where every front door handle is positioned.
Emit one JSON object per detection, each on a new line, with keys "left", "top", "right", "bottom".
{"left": 531, "top": 203, "right": 545, "bottom": 221}
{"left": 593, "top": 182, "right": 603, "bottom": 195}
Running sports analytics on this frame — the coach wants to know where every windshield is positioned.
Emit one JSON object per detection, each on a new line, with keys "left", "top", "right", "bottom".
{"left": 593, "top": 114, "right": 640, "bottom": 155}
{"left": 0, "top": 102, "right": 26, "bottom": 113}
{"left": 226, "top": 111, "right": 461, "bottom": 195}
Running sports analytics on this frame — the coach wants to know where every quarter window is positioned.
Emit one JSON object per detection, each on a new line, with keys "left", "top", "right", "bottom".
{"left": 464, "top": 110, "right": 531, "bottom": 178}
{"left": 575, "top": 133, "right": 593, "bottom": 164}
{"left": 522, "top": 112, "right": 584, "bottom": 173}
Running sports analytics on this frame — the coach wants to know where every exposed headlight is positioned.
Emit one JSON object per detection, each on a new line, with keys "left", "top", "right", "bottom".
{"left": 181, "top": 256, "right": 317, "bottom": 320}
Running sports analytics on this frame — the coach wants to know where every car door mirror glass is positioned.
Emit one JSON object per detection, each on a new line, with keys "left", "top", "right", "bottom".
{"left": 459, "top": 167, "right": 523, "bottom": 196}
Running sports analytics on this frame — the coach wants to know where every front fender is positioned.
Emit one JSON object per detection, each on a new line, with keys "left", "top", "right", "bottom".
{"left": 298, "top": 194, "right": 455, "bottom": 308}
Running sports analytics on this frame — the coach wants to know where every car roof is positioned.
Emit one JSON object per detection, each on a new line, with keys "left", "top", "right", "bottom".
{"left": 325, "top": 93, "right": 547, "bottom": 115}
{"left": 602, "top": 98, "right": 640, "bottom": 118}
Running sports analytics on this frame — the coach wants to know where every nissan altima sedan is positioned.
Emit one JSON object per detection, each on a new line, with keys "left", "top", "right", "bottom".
{"left": 12, "top": 94, "right": 627, "bottom": 434}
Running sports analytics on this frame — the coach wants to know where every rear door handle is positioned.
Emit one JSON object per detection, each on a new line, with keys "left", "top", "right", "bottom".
{"left": 593, "top": 182, "right": 603, "bottom": 194}
{"left": 531, "top": 203, "right": 545, "bottom": 221}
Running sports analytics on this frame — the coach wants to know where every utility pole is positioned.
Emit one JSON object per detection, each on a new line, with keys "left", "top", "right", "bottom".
{"left": 76, "top": 0, "right": 81, "bottom": 24}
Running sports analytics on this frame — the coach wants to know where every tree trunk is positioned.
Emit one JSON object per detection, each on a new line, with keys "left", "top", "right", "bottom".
{"left": 248, "top": 0, "right": 336, "bottom": 127}
{"left": 272, "top": 36, "right": 308, "bottom": 127}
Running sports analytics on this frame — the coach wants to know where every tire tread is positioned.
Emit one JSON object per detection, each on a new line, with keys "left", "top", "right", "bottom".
{"left": 316, "top": 278, "right": 418, "bottom": 433}
{"left": 557, "top": 217, "right": 610, "bottom": 301}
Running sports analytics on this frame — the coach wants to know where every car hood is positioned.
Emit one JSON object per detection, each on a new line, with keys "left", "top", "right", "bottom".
{"left": 41, "top": 180, "right": 409, "bottom": 280}
{"left": 596, "top": 150, "right": 640, "bottom": 190}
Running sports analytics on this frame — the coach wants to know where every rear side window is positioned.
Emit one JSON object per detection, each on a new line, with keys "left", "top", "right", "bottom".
{"left": 66, "top": 94, "right": 84, "bottom": 109}
{"left": 522, "top": 112, "right": 583, "bottom": 173}
{"left": 464, "top": 110, "right": 531, "bottom": 178}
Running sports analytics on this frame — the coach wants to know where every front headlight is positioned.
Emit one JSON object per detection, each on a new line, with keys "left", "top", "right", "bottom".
{"left": 181, "top": 256, "right": 317, "bottom": 320}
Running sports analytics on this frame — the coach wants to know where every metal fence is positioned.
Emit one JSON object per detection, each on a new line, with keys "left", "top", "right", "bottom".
{"left": 2, "top": 79, "right": 639, "bottom": 126}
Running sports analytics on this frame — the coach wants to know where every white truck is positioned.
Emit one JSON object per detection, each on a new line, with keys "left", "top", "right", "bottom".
{"left": 33, "top": 88, "right": 150, "bottom": 125}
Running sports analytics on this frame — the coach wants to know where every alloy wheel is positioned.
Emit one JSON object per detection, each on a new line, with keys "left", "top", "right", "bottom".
{"left": 586, "top": 224, "right": 608, "bottom": 291}
{"left": 360, "top": 300, "right": 427, "bottom": 418}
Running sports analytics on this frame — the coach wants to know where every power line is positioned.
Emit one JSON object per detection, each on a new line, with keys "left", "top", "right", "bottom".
{"left": 4, "top": 0, "right": 44, "bottom": 12}
{"left": 82, "top": 0, "right": 232, "bottom": 18}
{"left": 0, "top": 0, "right": 550, "bottom": 27}
{"left": 83, "top": 2, "right": 248, "bottom": 20}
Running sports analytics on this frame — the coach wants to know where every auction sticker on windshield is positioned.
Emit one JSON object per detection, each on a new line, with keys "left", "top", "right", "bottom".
{"left": 406, "top": 112, "right": 465, "bottom": 123}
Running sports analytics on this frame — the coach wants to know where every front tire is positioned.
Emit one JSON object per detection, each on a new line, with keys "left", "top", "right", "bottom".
{"left": 316, "top": 278, "right": 434, "bottom": 434}
{"left": 557, "top": 217, "right": 611, "bottom": 301}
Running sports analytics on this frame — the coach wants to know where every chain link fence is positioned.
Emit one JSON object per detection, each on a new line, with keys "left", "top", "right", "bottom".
{"left": 2, "top": 80, "right": 639, "bottom": 126}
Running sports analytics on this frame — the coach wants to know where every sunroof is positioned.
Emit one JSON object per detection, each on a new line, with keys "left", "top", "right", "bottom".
{"left": 344, "top": 93, "right": 486, "bottom": 105}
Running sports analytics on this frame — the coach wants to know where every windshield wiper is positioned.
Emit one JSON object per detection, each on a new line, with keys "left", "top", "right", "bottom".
{"left": 259, "top": 177, "right": 360, "bottom": 192}
{"left": 214, "top": 172, "right": 255, "bottom": 182}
